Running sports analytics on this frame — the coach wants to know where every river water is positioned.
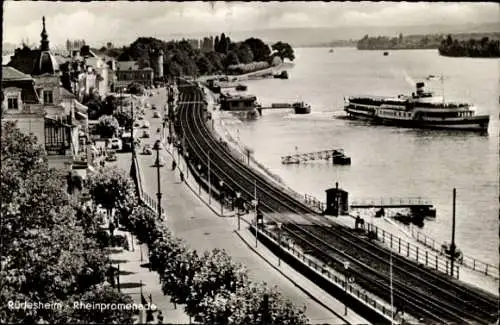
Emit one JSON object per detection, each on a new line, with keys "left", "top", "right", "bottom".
{"left": 220, "top": 47, "right": 499, "bottom": 266}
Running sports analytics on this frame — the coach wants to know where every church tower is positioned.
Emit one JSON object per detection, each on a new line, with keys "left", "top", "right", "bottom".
{"left": 32, "top": 16, "right": 59, "bottom": 76}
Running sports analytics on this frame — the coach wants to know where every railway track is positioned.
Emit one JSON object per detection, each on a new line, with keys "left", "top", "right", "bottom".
{"left": 283, "top": 223, "right": 498, "bottom": 324}
{"left": 174, "top": 80, "right": 499, "bottom": 324}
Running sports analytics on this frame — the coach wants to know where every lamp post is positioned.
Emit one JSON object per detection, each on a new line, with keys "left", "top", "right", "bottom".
{"left": 236, "top": 191, "right": 241, "bottom": 230}
{"left": 197, "top": 164, "right": 202, "bottom": 195}
{"left": 153, "top": 140, "right": 164, "bottom": 220}
{"left": 277, "top": 222, "right": 282, "bottom": 266}
{"left": 131, "top": 95, "right": 135, "bottom": 157}
{"left": 343, "top": 261, "right": 350, "bottom": 316}
{"left": 252, "top": 198, "right": 258, "bottom": 248}
{"left": 207, "top": 151, "right": 211, "bottom": 205}
{"left": 219, "top": 180, "right": 224, "bottom": 216}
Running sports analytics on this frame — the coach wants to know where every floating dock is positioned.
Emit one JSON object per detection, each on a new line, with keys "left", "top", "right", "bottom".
{"left": 281, "top": 149, "right": 351, "bottom": 165}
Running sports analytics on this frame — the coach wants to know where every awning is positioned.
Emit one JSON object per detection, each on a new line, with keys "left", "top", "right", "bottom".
{"left": 75, "top": 111, "right": 87, "bottom": 120}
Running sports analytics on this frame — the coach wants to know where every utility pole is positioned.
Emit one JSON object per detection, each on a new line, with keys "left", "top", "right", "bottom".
{"left": 208, "top": 151, "right": 211, "bottom": 204}
{"left": 153, "top": 140, "right": 164, "bottom": 220}
{"left": 450, "top": 188, "right": 457, "bottom": 277}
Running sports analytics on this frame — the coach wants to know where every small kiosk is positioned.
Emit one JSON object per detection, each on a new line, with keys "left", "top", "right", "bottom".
{"left": 324, "top": 183, "right": 349, "bottom": 216}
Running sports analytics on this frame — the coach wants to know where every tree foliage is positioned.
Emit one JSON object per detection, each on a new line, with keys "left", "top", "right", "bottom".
{"left": 86, "top": 166, "right": 138, "bottom": 215}
{"left": 271, "top": 41, "right": 295, "bottom": 62}
{"left": 97, "top": 115, "right": 120, "bottom": 138}
{"left": 439, "top": 35, "right": 500, "bottom": 57}
{"left": 0, "top": 122, "right": 132, "bottom": 324}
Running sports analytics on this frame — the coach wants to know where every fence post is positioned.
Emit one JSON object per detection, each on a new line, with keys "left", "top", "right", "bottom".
{"left": 398, "top": 238, "right": 401, "bottom": 254}
{"left": 416, "top": 247, "right": 419, "bottom": 263}
{"left": 390, "top": 234, "right": 393, "bottom": 248}
{"left": 485, "top": 264, "right": 488, "bottom": 276}
{"left": 425, "top": 251, "right": 428, "bottom": 266}
{"left": 382, "top": 230, "right": 385, "bottom": 243}
{"left": 436, "top": 255, "right": 438, "bottom": 271}
{"left": 472, "top": 259, "right": 476, "bottom": 271}
{"left": 407, "top": 242, "right": 410, "bottom": 257}
{"left": 446, "top": 259, "right": 449, "bottom": 275}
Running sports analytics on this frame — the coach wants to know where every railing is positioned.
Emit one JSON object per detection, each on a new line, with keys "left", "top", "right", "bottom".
{"left": 350, "top": 197, "right": 433, "bottom": 207}
{"left": 365, "top": 222, "right": 460, "bottom": 279}
{"left": 304, "top": 194, "right": 325, "bottom": 213}
{"left": 250, "top": 222, "right": 396, "bottom": 323}
{"left": 411, "top": 228, "right": 499, "bottom": 279}
{"left": 131, "top": 154, "right": 165, "bottom": 216}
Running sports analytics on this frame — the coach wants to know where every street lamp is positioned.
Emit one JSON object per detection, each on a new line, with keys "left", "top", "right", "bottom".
{"left": 236, "top": 191, "right": 241, "bottom": 230}
{"left": 197, "top": 164, "right": 202, "bottom": 195}
{"left": 343, "top": 261, "right": 350, "bottom": 316}
{"left": 277, "top": 222, "right": 282, "bottom": 266}
{"left": 153, "top": 140, "right": 164, "bottom": 220}
{"left": 219, "top": 180, "right": 224, "bottom": 216}
{"left": 251, "top": 198, "right": 258, "bottom": 248}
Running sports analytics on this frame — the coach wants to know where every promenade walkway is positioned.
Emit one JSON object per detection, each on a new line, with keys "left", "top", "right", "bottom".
{"left": 111, "top": 88, "right": 368, "bottom": 324}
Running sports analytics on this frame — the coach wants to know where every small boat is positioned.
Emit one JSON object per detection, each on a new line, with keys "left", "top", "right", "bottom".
{"left": 235, "top": 84, "right": 247, "bottom": 91}
{"left": 329, "top": 49, "right": 334, "bottom": 53}
{"left": 383, "top": 51, "right": 389, "bottom": 56}
{"left": 281, "top": 156, "right": 300, "bottom": 164}
{"left": 292, "top": 102, "right": 311, "bottom": 114}
{"left": 274, "top": 71, "right": 288, "bottom": 79}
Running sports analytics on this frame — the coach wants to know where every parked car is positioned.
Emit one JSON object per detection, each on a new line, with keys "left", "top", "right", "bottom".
{"left": 137, "top": 115, "right": 144, "bottom": 120}
{"left": 105, "top": 152, "right": 118, "bottom": 162}
{"left": 109, "top": 138, "right": 122, "bottom": 151}
{"left": 152, "top": 105, "right": 157, "bottom": 110}
{"left": 153, "top": 111, "right": 161, "bottom": 118}
{"left": 133, "top": 121, "right": 141, "bottom": 128}
{"left": 142, "top": 121, "right": 150, "bottom": 129}
{"left": 142, "top": 144, "right": 152, "bottom": 155}
{"left": 141, "top": 130, "right": 150, "bottom": 138}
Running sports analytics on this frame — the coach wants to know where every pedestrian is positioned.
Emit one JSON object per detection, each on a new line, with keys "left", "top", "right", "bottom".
{"left": 180, "top": 171, "right": 184, "bottom": 182}
{"left": 172, "top": 160, "right": 177, "bottom": 171}
{"left": 157, "top": 311, "right": 164, "bottom": 324}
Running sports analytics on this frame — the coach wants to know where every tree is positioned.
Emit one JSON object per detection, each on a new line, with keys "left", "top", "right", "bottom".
{"left": 224, "top": 51, "right": 240, "bottom": 67}
{"left": 113, "top": 110, "right": 133, "bottom": 130}
{"left": 236, "top": 43, "right": 254, "bottom": 64}
{"left": 186, "top": 249, "right": 248, "bottom": 318}
{"left": 103, "top": 95, "right": 118, "bottom": 115}
{"left": 271, "top": 41, "right": 295, "bottom": 62}
{"left": 196, "top": 55, "right": 214, "bottom": 75}
{"left": 243, "top": 38, "right": 271, "bottom": 62}
{"left": 86, "top": 166, "right": 138, "bottom": 216}
{"left": 127, "top": 82, "right": 145, "bottom": 95}
{"left": 97, "top": 115, "right": 120, "bottom": 138}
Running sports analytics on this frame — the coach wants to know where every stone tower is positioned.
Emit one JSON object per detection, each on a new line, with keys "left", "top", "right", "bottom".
{"left": 150, "top": 48, "right": 164, "bottom": 79}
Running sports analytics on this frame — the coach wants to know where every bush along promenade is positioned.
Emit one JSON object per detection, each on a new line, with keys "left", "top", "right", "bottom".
{"left": 0, "top": 121, "right": 135, "bottom": 324}
{"left": 120, "top": 195, "right": 309, "bottom": 324}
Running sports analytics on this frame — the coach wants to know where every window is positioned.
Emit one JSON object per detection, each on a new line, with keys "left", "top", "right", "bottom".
{"left": 43, "top": 90, "right": 53, "bottom": 104}
{"left": 7, "top": 97, "right": 19, "bottom": 110}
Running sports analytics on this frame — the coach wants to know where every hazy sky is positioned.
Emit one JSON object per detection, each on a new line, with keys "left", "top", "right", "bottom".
{"left": 3, "top": 1, "right": 499, "bottom": 47}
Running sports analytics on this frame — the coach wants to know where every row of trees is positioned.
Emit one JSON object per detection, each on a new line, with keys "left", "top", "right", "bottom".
{"left": 439, "top": 35, "right": 500, "bottom": 57}
{"left": 0, "top": 122, "right": 135, "bottom": 324}
{"left": 122, "top": 203, "right": 309, "bottom": 324}
{"left": 98, "top": 34, "right": 295, "bottom": 77}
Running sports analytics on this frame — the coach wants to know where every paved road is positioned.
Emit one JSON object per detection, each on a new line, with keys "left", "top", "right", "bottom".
{"left": 112, "top": 87, "right": 367, "bottom": 324}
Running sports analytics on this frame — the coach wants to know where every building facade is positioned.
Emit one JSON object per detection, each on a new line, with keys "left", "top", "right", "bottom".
{"left": 115, "top": 61, "right": 154, "bottom": 89}
{"left": 3, "top": 17, "right": 89, "bottom": 171}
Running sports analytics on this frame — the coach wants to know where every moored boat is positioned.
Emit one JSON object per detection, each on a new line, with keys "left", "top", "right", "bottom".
{"left": 292, "top": 102, "right": 311, "bottom": 114}
{"left": 344, "top": 82, "right": 489, "bottom": 132}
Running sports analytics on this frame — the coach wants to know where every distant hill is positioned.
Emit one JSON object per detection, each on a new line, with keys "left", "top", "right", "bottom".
{"left": 162, "top": 23, "right": 500, "bottom": 48}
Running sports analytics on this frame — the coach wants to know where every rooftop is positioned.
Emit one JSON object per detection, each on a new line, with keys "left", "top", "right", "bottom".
{"left": 2, "top": 66, "right": 33, "bottom": 81}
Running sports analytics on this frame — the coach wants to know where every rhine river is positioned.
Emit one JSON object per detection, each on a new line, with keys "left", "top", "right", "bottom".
{"left": 221, "top": 47, "right": 499, "bottom": 266}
